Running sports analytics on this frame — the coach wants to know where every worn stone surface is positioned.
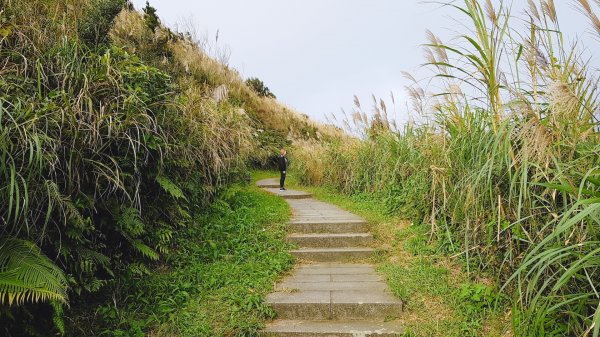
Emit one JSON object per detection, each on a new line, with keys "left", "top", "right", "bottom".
{"left": 294, "top": 265, "right": 376, "bottom": 276}
{"left": 261, "top": 320, "right": 404, "bottom": 337}
{"left": 259, "top": 181, "right": 403, "bottom": 336}
{"left": 290, "top": 247, "right": 375, "bottom": 262}
{"left": 266, "top": 291, "right": 331, "bottom": 320}
{"left": 256, "top": 178, "right": 281, "bottom": 188}
{"left": 287, "top": 233, "right": 373, "bottom": 248}
{"left": 331, "top": 290, "right": 403, "bottom": 320}
{"left": 295, "top": 263, "right": 375, "bottom": 273}
{"left": 331, "top": 273, "right": 383, "bottom": 282}
{"left": 267, "top": 288, "right": 401, "bottom": 320}
{"left": 264, "top": 188, "right": 313, "bottom": 199}
{"left": 287, "top": 221, "right": 368, "bottom": 234}
{"left": 277, "top": 281, "right": 388, "bottom": 292}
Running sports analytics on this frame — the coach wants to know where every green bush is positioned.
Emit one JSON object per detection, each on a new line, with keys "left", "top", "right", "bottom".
{"left": 246, "top": 77, "right": 276, "bottom": 99}
{"left": 0, "top": 0, "right": 259, "bottom": 334}
{"left": 78, "top": 0, "right": 127, "bottom": 46}
{"left": 67, "top": 185, "right": 292, "bottom": 336}
{"left": 384, "top": 172, "right": 430, "bottom": 221}
{"left": 142, "top": 1, "right": 160, "bottom": 32}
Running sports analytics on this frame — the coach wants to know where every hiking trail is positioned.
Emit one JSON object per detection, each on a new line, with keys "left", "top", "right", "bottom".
{"left": 257, "top": 178, "right": 404, "bottom": 336}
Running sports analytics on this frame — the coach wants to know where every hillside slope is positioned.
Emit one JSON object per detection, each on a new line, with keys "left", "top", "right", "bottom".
{"left": 0, "top": 0, "right": 340, "bottom": 335}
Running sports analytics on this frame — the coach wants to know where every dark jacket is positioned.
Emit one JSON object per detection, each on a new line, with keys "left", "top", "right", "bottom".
{"left": 277, "top": 155, "right": 288, "bottom": 171}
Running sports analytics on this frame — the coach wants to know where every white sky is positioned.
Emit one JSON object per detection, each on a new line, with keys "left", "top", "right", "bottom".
{"left": 131, "top": 0, "right": 599, "bottom": 125}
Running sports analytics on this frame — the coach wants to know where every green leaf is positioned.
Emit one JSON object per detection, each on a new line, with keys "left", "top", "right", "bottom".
{"left": 516, "top": 44, "right": 524, "bottom": 62}
{"left": 586, "top": 176, "right": 600, "bottom": 187}
{"left": 156, "top": 175, "right": 187, "bottom": 201}
{"left": 132, "top": 240, "right": 159, "bottom": 261}
{"left": 0, "top": 239, "right": 68, "bottom": 306}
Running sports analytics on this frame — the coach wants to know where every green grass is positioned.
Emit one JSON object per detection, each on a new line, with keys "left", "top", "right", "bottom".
{"left": 277, "top": 170, "right": 511, "bottom": 337}
{"left": 379, "top": 223, "right": 509, "bottom": 337}
{"left": 66, "top": 182, "right": 293, "bottom": 337}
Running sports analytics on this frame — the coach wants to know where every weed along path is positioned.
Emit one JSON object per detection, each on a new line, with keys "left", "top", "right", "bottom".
{"left": 256, "top": 178, "right": 404, "bottom": 336}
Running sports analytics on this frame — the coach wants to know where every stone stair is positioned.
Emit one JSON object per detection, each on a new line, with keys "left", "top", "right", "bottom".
{"left": 287, "top": 220, "right": 369, "bottom": 234}
{"left": 263, "top": 188, "right": 313, "bottom": 200}
{"left": 286, "top": 233, "right": 373, "bottom": 248}
{"left": 256, "top": 178, "right": 404, "bottom": 336}
{"left": 289, "top": 247, "right": 375, "bottom": 262}
{"left": 263, "top": 320, "right": 404, "bottom": 337}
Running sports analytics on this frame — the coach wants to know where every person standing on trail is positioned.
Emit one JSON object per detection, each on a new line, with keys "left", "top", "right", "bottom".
{"left": 277, "top": 148, "right": 288, "bottom": 191}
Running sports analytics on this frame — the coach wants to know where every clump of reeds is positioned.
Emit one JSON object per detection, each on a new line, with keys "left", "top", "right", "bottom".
{"left": 296, "top": 1, "right": 600, "bottom": 335}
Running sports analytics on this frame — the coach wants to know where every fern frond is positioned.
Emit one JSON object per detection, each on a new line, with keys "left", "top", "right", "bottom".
{"left": 131, "top": 240, "right": 159, "bottom": 260}
{"left": 156, "top": 175, "right": 187, "bottom": 200}
{"left": 44, "top": 180, "right": 86, "bottom": 228}
{"left": 79, "top": 249, "right": 113, "bottom": 277}
{"left": 51, "top": 301, "right": 65, "bottom": 334}
{"left": 116, "top": 207, "right": 145, "bottom": 238}
{"left": 0, "top": 239, "right": 68, "bottom": 306}
{"left": 83, "top": 278, "right": 106, "bottom": 293}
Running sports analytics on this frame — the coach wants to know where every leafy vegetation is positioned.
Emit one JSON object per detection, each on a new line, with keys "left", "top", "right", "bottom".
{"left": 66, "top": 184, "right": 292, "bottom": 336}
{"left": 0, "top": 239, "right": 68, "bottom": 306}
{"left": 0, "top": 0, "right": 326, "bottom": 335}
{"left": 78, "top": 0, "right": 127, "bottom": 46}
{"left": 292, "top": 1, "right": 600, "bottom": 336}
{"left": 142, "top": 1, "right": 160, "bottom": 32}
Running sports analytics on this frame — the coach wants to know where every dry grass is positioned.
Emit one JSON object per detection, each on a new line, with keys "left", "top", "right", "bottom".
{"left": 399, "top": 294, "right": 457, "bottom": 325}
{"left": 110, "top": 9, "right": 345, "bottom": 151}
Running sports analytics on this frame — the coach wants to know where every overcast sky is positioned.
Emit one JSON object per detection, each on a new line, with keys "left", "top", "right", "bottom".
{"left": 130, "top": 0, "right": 599, "bottom": 125}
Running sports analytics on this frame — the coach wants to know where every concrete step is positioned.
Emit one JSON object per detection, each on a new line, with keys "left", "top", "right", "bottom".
{"left": 266, "top": 290, "right": 403, "bottom": 320}
{"left": 296, "top": 263, "right": 382, "bottom": 276}
{"left": 261, "top": 319, "right": 404, "bottom": 337}
{"left": 256, "top": 178, "right": 281, "bottom": 188}
{"left": 290, "top": 248, "right": 374, "bottom": 262}
{"left": 277, "top": 281, "right": 388, "bottom": 292}
{"left": 288, "top": 265, "right": 383, "bottom": 283}
{"left": 287, "top": 233, "right": 373, "bottom": 248}
{"left": 282, "top": 194, "right": 312, "bottom": 200}
{"left": 264, "top": 188, "right": 313, "bottom": 199}
{"left": 259, "top": 184, "right": 280, "bottom": 188}
{"left": 288, "top": 220, "right": 368, "bottom": 234}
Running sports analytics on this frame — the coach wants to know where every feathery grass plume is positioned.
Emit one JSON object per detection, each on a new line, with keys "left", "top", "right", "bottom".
{"left": 426, "top": 30, "right": 449, "bottom": 67}
{"left": 427, "top": 0, "right": 510, "bottom": 129}
{"left": 542, "top": 0, "right": 557, "bottom": 23}
{"left": 577, "top": 0, "right": 600, "bottom": 37}
{"left": 291, "top": 140, "right": 328, "bottom": 185}
{"left": 484, "top": 0, "right": 498, "bottom": 24}
{"left": 528, "top": 0, "right": 541, "bottom": 20}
